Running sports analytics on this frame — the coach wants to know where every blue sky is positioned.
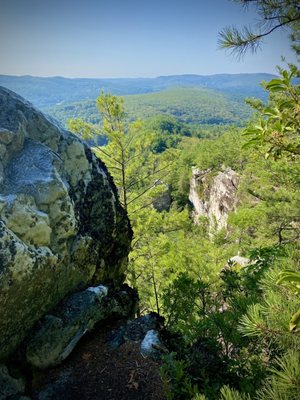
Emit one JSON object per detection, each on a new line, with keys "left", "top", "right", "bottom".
{"left": 0, "top": 0, "right": 296, "bottom": 77}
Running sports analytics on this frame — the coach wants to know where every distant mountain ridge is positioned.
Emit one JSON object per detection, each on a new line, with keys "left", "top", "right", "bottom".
{"left": 0, "top": 73, "right": 275, "bottom": 108}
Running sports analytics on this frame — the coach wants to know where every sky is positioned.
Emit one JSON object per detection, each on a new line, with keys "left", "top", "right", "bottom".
{"left": 0, "top": 0, "right": 297, "bottom": 78}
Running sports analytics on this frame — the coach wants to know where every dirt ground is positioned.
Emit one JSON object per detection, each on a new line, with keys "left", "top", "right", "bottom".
{"left": 31, "top": 320, "right": 167, "bottom": 400}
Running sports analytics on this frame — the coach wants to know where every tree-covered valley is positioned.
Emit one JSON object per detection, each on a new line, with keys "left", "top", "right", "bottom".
{"left": 1, "top": 48, "right": 299, "bottom": 400}
{"left": 64, "top": 65, "right": 300, "bottom": 400}
{"left": 0, "top": 73, "right": 273, "bottom": 108}
{"left": 0, "top": 1, "right": 299, "bottom": 399}
{"left": 43, "top": 86, "right": 252, "bottom": 128}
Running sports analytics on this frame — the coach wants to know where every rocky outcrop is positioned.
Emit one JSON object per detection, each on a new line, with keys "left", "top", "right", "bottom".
{"left": 189, "top": 167, "right": 239, "bottom": 233}
{"left": 0, "top": 87, "right": 132, "bottom": 361}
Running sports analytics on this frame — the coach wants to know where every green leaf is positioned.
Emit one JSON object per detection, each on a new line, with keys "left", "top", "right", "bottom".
{"left": 263, "top": 107, "right": 280, "bottom": 117}
{"left": 276, "top": 270, "right": 300, "bottom": 286}
{"left": 289, "top": 309, "right": 300, "bottom": 332}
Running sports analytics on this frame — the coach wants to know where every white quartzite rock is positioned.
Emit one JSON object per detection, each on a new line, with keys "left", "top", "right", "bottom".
{"left": 189, "top": 167, "right": 239, "bottom": 233}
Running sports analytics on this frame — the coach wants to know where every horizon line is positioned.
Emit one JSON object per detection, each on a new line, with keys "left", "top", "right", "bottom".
{"left": 0, "top": 71, "right": 277, "bottom": 80}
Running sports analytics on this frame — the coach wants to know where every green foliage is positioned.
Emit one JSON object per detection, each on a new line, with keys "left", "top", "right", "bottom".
{"left": 124, "top": 87, "right": 251, "bottom": 126}
{"left": 257, "top": 352, "right": 300, "bottom": 400}
{"left": 142, "top": 114, "right": 191, "bottom": 153}
{"left": 227, "top": 151, "right": 300, "bottom": 250}
{"left": 193, "top": 395, "right": 207, "bottom": 400}
{"left": 244, "top": 68, "right": 300, "bottom": 160}
{"left": 44, "top": 86, "right": 252, "bottom": 128}
{"left": 60, "top": 55, "right": 300, "bottom": 400}
{"left": 180, "top": 128, "right": 247, "bottom": 172}
{"left": 83, "top": 92, "right": 176, "bottom": 214}
{"left": 161, "top": 273, "right": 211, "bottom": 341}
{"left": 68, "top": 117, "right": 107, "bottom": 145}
{"left": 160, "top": 353, "right": 199, "bottom": 400}
{"left": 277, "top": 270, "right": 300, "bottom": 332}
{"left": 219, "top": 386, "right": 251, "bottom": 400}
{"left": 128, "top": 208, "right": 190, "bottom": 313}
{"left": 238, "top": 254, "right": 300, "bottom": 343}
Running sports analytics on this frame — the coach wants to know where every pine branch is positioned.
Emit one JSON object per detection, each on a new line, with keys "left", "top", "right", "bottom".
{"left": 219, "top": 16, "right": 300, "bottom": 57}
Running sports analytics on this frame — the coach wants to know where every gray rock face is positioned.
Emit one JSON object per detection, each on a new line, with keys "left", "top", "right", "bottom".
{"left": 0, "top": 87, "right": 132, "bottom": 360}
{"left": 189, "top": 167, "right": 239, "bottom": 233}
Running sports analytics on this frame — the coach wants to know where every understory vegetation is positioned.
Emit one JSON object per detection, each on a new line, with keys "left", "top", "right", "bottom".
{"left": 68, "top": 64, "right": 300, "bottom": 399}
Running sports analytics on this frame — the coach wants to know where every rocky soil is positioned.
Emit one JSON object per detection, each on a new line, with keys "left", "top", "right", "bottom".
{"left": 31, "top": 318, "right": 166, "bottom": 400}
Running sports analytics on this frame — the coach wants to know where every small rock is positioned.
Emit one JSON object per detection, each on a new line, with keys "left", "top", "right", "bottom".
{"left": 107, "top": 312, "right": 163, "bottom": 349}
{"left": 140, "top": 329, "right": 168, "bottom": 358}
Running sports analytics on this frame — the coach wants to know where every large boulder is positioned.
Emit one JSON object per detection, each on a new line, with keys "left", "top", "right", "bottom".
{"left": 0, "top": 87, "right": 132, "bottom": 360}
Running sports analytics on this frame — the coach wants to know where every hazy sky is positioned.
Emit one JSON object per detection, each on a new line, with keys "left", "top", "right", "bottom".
{"left": 0, "top": 0, "right": 296, "bottom": 78}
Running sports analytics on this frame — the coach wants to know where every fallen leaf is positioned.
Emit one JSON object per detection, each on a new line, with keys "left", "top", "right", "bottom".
{"left": 82, "top": 352, "right": 92, "bottom": 361}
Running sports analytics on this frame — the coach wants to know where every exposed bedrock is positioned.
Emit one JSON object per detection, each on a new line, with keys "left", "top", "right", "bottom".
{"left": 0, "top": 87, "right": 132, "bottom": 360}
{"left": 189, "top": 167, "right": 239, "bottom": 233}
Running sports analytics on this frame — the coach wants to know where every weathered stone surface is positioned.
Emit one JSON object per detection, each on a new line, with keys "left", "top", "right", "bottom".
{"left": 0, "top": 87, "right": 132, "bottom": 360}
{"left": 26, "top": 285, "right": 108, "bottom": 368}
{"left": 189, "top": 167, "right": 239, "bottom": 233}
{"left": 26, "top": 284, "right": 137, "bottom": 369}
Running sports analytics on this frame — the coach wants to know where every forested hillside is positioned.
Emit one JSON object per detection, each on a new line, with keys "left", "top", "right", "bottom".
{"left": 0, "top": 73, "right": 273, "bottom": 108}
{"left": 1, "top": 0, "right": 299, "bottom": 399}
{"left": 44, "top": 87, "right": 252, "bottom": 127}
{"left": 67, "top": 64, "right": 300, "bottom": 400}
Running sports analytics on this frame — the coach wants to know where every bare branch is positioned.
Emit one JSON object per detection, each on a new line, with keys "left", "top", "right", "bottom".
{"left": 94, "top": 147, "right": 122, "bottom": 166}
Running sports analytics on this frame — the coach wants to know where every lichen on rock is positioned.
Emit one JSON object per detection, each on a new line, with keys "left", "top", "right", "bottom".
{"left": 0, "top": 86, "right": 132, "bottom": 361}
